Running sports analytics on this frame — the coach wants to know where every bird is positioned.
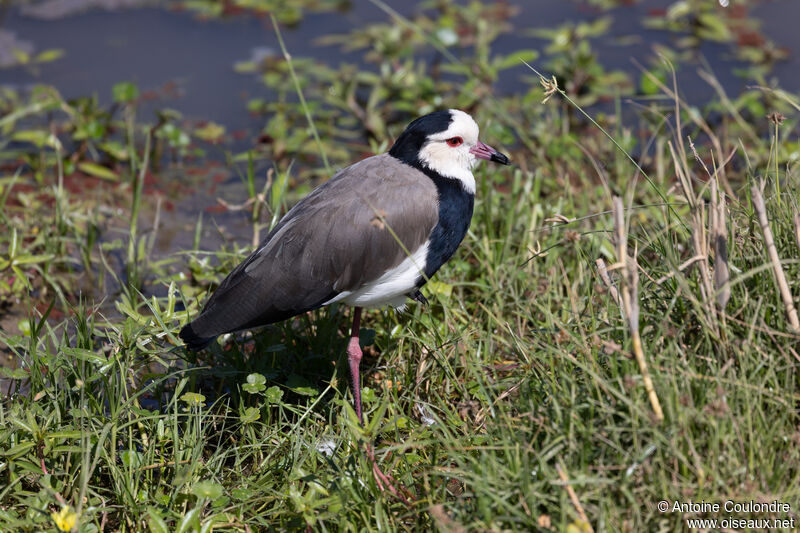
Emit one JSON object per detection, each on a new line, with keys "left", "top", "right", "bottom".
{"left": 179, "top": 109, "right": 509, "bottom": 492}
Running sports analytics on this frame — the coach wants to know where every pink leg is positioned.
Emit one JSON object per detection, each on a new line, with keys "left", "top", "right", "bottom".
{"left": 347, "top": 307, "right": 364, "bottom": 422}
{"left": 345, "top": 307, "right": 413, "bottom": 505}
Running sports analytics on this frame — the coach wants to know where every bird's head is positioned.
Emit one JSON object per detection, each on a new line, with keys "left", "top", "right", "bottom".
{"left": 389, "top": 109, "right": 510, "bottom": 193}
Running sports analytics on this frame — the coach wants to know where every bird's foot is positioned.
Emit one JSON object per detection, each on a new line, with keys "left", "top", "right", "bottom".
{"left": 410, "top": 290, "right": 428, "bottom": 306}
{"left": 366, "top": 443, "right": 414, "bottom": 506}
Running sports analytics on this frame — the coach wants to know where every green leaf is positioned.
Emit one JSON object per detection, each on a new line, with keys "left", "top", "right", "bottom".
{"left": 265, "top": 385, "right": 283, "bottom": 404}
{"left": 0, "top": 441, "right": 35, "bottom": 458}
{"left": 146, "top": 508, "right": 169, "bottom": 533}
{"left": 121, "top": 450, "right": 144, "bottom": 468}
{"left": 98, "top": 141, "right": 129, "bottom": 161}
{"left": 11, "top": 48, "right": 30, "bottom": 64}
{"left": 231, "top": 487, "right": 254, "bottom": 501}
{"left": 194, "top": 122, "right": 226, "bottom": 142}
{"left": 160, "top": 123, "right": 190, "bottom": 148}
{"left": 697, "top": 13, "right": 733, "bottom": 42}
{"left": 286, "top": 374, "right": 318, "bottom": 397}
{"left": 12, "top": 129, "right": 50, "bottom": 147}
{"left": 361, "top": 387, "right": 376, "bottom": 404}
{"left": 0, "top": 367, "right": 27, "bottom": 379}
{"left": 176, "top": 507, "right": 202, "bottom": 533}
{"left": 77, "top": 162, "right": 118, "bottom": 181}
{"left": 112, "top": 82, "right": 140, "bottom": 103}
{"left": 61, "top": 347, "right": 106, "bottom": 366}
{"left": 10, "top": 253, "right": 54, "bottom": 266}
{"left": 427, "top": 281, "right": 453, "bottom": 298}
{"left": 45, "top": 430, "right": 82, "bottom": 440}
{"left": 180, "top": 392, "right": 206, "bottom": 406}
{"left": 495, "top": 50, "right": 539, "bottom": 71}
{"left": 666, "top": 1, "right": 691, "bottom": 19}
{"left": 240, "top": 407, "right": 260, "bottom": 424}
{"left": 192, "top": 480, "right": 223, "bottom": 500}
{"left": 242, "top": 373, "right": 266, "bottom": 394}
{"left": 34, "top": 49, "right": 64, "bottom": 63}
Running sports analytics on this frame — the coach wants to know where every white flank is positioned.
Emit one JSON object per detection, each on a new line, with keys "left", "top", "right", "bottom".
{"left": 325, "top": 242, "right": 430, "bottom": 309}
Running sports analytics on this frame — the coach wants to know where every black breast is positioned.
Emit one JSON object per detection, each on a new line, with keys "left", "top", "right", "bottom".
{"left": 419, "top": 171, "right": 475, "bottom": 283}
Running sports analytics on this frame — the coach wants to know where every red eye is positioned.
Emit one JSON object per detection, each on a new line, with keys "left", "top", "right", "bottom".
{"left": 446, "top": 136, "right": 463, "bottom": 147}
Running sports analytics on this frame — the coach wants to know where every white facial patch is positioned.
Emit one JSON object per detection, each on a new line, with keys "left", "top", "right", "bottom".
{"left": 418, "top": 109, "right": 479, "bottom": 194}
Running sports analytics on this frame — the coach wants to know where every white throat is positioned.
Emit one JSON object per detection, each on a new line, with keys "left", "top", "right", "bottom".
{"left": 418, "top": 148, "right": 477, "bottom": 194}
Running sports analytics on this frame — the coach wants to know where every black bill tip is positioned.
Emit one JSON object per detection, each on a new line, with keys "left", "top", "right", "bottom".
{"left": 490, "top": 152, "right": 510, "bottom": 165}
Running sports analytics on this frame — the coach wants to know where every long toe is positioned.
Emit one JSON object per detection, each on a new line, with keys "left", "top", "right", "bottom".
{"left": 366, "top": 444, "right": 414, "bottom": 505}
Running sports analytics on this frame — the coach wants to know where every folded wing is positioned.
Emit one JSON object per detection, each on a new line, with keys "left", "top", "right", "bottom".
{"left": 180, "top": 154, "right": 438, "bottom": 349}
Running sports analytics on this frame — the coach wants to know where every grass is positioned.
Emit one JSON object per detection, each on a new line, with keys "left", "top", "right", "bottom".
{"left": 2, "top": 2, "right": 800, "bottom": 532}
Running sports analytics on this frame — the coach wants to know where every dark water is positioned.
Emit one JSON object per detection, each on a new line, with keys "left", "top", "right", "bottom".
{"left": 4, "top": 1, "right": 798, "bottom": 131}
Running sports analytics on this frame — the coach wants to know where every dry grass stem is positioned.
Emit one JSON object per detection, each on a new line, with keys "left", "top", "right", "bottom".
{"left": 655, "top": 255, "right": 707, "bottom": 285}
{"left": 595, "top": 258, "right": 623, "bottom": 313}
{"left": 679, "top": 138, "right": 721, "bottom": 329}
{"left": 428, "top": 505, "right": 466, "bottom": 533}
{"left": 793, "top": 209, "right": 800, "bottom": 253}
{"left": 710, "top": 178, "right": 730, "bottom": 311}
{"left": 613, "top": 197, "right": 664, "bottom": 422}
{"left": 555, "top": 462, "right": 594, "bottom": 533}
{"left": 750, "top": 186, "right": 800, "bottom": 333}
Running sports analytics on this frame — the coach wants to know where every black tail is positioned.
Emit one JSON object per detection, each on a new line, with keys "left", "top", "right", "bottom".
{"left": 179, "top": 322, "right": 215, "bottom": 351}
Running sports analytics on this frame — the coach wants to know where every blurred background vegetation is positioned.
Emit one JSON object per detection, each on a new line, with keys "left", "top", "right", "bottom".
{"left": 1, "top": 0, "right": 800, "bottom": 531}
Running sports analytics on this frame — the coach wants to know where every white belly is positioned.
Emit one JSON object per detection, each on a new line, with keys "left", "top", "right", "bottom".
{"left": 324, "top": 242, "right": 429, "bottom": 309}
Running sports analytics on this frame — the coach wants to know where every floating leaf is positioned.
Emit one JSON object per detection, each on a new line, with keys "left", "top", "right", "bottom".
{"left": 112, "top": 81, "right": 140, "bottom": 103}
{"left": 698, "top": 12, "right": 733, "bottom": 42}
{"left": 11, "top": 48, "right": 30, "bottom": 65}
{"left": 160, "top": 123, "right": 191, "bottom": 148}
{"left": 264, "top": 385, "right": 283, "bottom": 404}
{"left": 35, "top": 49, "right": 64, "bottom": 63}
{"left": 242, "top": 373, "right": 266, "bottom": 394}
{"left": 194, "top": 122, "right": 226, "bottom": 142}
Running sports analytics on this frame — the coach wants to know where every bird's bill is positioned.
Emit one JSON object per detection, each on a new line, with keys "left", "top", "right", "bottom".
{"left": 470, "top": 141, "right": 510, "bottom": 165}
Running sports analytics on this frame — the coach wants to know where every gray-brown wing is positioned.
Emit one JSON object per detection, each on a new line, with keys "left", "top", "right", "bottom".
{"left": 180, "top": 154, "right": 438, "bottom": 348}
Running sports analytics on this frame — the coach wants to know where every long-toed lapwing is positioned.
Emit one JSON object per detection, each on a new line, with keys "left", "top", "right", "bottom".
{"left": 180, "top": 108, "right": 509, "bottom": 495}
